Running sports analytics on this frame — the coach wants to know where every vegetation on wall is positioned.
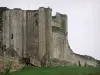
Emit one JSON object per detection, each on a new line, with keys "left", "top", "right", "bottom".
{"left": 0, "top": 7, "right": 8, "bottom": 31}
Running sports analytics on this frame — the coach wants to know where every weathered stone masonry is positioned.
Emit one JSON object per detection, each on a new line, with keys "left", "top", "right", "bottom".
{"left": 0, "top": 7, "right": 99, "bottom": 67}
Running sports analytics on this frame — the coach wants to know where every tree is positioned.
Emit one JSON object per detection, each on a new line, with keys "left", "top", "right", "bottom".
{"left": 84, "top": 62, "right": 87, "bottom": 67}
{"left": 78, "top": 60, "right": 81, "bottom": 67}
{"left": 97, "top": 60, "right": 100, "bottom": 67}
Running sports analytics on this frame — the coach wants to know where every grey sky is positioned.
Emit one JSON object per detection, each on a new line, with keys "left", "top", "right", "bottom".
{"left": 0, "top": 0, "right": 100, "bottom": 60}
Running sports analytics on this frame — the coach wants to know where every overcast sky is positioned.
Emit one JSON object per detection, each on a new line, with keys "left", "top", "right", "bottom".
{"left": 0, "top": 0, "right": 100, "bottom": 60}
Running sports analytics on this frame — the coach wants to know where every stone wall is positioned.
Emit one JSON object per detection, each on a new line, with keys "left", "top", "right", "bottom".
{"left": 26, "top": 10, "right": 39, "bottom": 60}
{"left": 0, "top": 7, "right": 9, "bottom": 48}
{"left": 38, "top": 7, "right": 46, "bottom": 59}
{"left": 0, "top": 7, "right": 99, "bottom": 67}
{"left": 38, "top": 7, "right": 53, "bottom": 61}
{"left": 52, "top": 31, "right": 65, "bottom": 59}
{"left": 3, "top": 9, "right": 25, "bottom": 57}
{"left": 73, "top": 54, "right": 98, "bottom": 67}
{"left": 51, "top": 12, "right": 68, "bottom": 61}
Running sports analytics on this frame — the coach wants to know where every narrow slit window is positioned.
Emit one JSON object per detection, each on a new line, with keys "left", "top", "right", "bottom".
{"left": 0, "top": 42, "right": 1, "bottom": 47}
{"left": 35, "top": 20, "right": 38, "bottom": 26}
{"left": 11, "top": 34, "right": 13, "bottom": 39}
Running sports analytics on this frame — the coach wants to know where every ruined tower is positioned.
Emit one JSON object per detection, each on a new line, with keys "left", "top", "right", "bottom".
{"left": 0, "top": 7, "right": 98, "bottom": 67}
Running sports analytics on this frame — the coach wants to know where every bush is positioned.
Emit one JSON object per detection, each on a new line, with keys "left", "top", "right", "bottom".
{"left": 0, "top": 61, "right": 13, "bottom": 75}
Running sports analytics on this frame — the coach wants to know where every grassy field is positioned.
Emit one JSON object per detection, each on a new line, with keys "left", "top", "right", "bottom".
{"left": 8, "top": 66, "right": 100, "bottom": 75}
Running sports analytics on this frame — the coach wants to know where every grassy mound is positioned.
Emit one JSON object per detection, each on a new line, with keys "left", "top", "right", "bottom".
{"left": 8, "top": 66, "right": 100, "bottom": 75}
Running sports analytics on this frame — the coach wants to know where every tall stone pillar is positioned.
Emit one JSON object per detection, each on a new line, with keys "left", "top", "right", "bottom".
{"left": 22, "top": 10, "right": 26, "bottom": 57}
{"left": 3, "top": 10, "right": 11, "bottom": 48}
{"left": 38, "top": 7, "right": 46, "bottom": 59}
{"left": 61, "top": 15, "right": 69, "bottom": 60}
{"left": 45, "top": 8, "right": 53, "bottom": 59}
{"left": 0, "top": 7, "right": 9, "bottom": 48}
{"left": 62, "top": 15, "right": 67, "bottom": 33}
{"left": 10, "top": 9, "right": 23, "bottom": 57}
{"left": 56, "top": 12, "right": 62, "bottom": 25}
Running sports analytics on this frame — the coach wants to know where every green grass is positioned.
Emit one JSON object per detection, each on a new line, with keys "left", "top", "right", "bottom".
{"left": 8, "top": 66, "right": 100, "bottom": 75}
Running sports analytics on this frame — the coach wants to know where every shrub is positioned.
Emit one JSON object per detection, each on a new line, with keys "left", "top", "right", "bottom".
{"left": 0, "top": 61, "right": 13, "bottom": 75}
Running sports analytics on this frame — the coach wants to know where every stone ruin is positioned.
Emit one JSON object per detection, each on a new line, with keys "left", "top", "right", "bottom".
{"left": 0, "top": 7, "right": 99, "bottom": 71}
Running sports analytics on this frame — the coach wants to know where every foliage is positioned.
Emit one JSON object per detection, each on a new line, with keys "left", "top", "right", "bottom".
{"left": 0, "top": 44, "right": 17, "bottom": 75}
{"left": 97, "top": 60, "right": 100, "bottom": 67}
{"left": 84, "top": 62, "right": 87, "bottom": 67}
{"left": 78, "top": 61, "right": 81, "bottom": 67}
{"left": 0, "top": 45, "right": 6, "bottom": 57}
{"left": 0, "top": 61, "right": 13, "bottom": 75}
{"left": 3, "top": 61, "right": 13, "bottom": 75}
{"left": 0, "top": 44, "right": 17, "bottom": 58}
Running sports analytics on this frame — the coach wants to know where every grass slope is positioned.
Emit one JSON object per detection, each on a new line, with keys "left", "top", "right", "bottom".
{"left": 9, "top": 66, "right": 100, "bottom": 75}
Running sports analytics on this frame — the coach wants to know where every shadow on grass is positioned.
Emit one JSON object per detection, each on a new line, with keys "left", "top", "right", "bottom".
{"left": 87, "top": 72, "right": 100, "bottom": 75}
